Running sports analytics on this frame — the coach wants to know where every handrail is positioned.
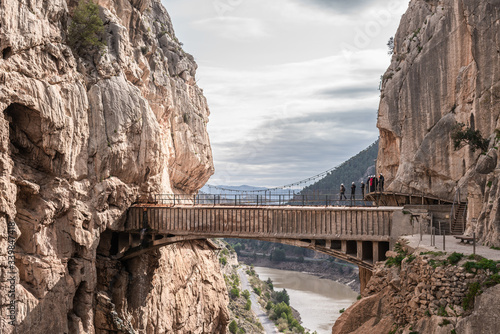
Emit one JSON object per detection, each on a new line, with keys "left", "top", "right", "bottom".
{"left": 147, "top": 193, "right": 374, "bottom": 207}
{"left": 365, "top": 190, "right": 454, "bottom": 204}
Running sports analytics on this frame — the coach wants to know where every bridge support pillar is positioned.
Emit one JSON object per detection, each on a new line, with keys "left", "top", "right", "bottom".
{"left": 359, "top": 266, "right": 373, "bottom": 292}
{"left": 373, "top": 241, "right": 379, "bottom": 262}
{"left": 356, "top": 241, "right": 363, "bottom": 260}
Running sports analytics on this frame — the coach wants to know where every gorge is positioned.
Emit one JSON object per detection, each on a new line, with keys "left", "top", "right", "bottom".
{"left": 1, "top": 0, "right": 500, "bottom": 333}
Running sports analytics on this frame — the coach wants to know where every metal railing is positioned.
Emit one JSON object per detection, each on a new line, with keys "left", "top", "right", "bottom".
{"left": 150, "top": 193, "right": 375, "bottom": 207}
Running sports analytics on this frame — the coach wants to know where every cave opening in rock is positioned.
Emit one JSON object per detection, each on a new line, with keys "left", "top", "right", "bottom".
{"left": 2, "top": 46, "right": 12, "bottom": 59}
{"left": 4, "top": 103, "right": 53, "bottom": 174}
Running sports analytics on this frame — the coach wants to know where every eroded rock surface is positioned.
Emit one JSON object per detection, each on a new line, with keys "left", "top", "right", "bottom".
{"left": 377, "top": 0, "right": 500, "bottom": 246}
{"left": 0, "top": 0, "right": 225, "bottom": 333}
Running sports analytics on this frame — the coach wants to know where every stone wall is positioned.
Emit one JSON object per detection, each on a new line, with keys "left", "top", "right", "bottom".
{"left": 332, "top": 249, "right": 500, "bottom": 334}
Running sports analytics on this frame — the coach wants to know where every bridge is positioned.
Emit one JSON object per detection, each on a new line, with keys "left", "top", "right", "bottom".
{"left": 113, "top": 195, "right": 409, "bottom": 276}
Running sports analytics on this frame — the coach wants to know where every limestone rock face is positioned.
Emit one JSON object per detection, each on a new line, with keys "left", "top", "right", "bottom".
{"left": 332, "top": 252, "right": 498, "bottom": 334}
{"left": 0, "top": 0, "right": 224, "bottom": 333}
{"left": 377, "top": 0, "right": 500, "bottom": 246}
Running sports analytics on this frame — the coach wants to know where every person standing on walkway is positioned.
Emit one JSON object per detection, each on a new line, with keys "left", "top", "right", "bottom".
{"left": 360, "top": 181, "right": 365, "bottom": 199}
{"left": 350, "top": 182, "right": 356, "bottom": 201}
{"left": 340, "top": 184, "right": 347, "bottom": 200}
{"left": 379, "top": 173, "right": 385, "bottom": 191}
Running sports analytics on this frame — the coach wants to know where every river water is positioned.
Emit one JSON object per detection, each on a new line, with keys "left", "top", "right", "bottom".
{"left": 253, "top": 267, "right": 358, "bottom": 334}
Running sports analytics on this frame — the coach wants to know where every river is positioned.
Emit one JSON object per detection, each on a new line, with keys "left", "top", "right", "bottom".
{"left": 253, "top": 267, "right": 358, "bottom": 334}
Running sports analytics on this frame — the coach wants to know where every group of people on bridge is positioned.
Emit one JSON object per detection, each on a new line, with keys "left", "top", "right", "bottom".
{"left": 339, "top": 173, "right": 384, "bottom": 200}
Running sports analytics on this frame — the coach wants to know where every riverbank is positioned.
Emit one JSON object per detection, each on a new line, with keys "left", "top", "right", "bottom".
{"left": 253, "top": 266, "right": 359, "bottom": 334}
{"left": 237, "top": 255, "right": 360, "bottom": 292}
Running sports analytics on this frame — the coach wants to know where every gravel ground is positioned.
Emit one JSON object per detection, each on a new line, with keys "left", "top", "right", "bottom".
{"left": 403, "top": 234, "right": 500, "bottom": 260}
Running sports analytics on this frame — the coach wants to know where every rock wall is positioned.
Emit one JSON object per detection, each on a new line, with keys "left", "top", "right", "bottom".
{"left": 332, "top": 251, "right": 500, "bottom": 334}
{"left": 377, "top": 0, "right": 500, "bottom": 246}
{"left": 0, "top": 0, "right": 227, "bottom": 333}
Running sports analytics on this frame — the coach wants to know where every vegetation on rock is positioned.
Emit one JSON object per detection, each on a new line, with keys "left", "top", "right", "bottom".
{"left": 68, "top": 0, "right": 106, "bottom": 55}
{"left": 451, "top": 122, "right": 489, "bottom": 152}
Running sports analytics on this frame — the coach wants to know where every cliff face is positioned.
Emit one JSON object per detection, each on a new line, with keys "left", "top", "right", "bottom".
{"left": 377, "top": 0, "right": 500, "bottom": 245}
{"left": 332, "top": 251, "right": 500, "bottom": 334}
{"left": 0, "top": 0, "right": 227, "bottom": 333}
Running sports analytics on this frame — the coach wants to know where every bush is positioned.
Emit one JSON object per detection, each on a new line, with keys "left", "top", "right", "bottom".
{"left": 229, "top": 287, "right": 240, "bottom": 299}
{"left": 266, "top": 278, "right": 274, "bottom": 290}
{"left": 242, "top": 290, "right": 250, "bottom": 300}
{"left": 463, "top": 282, "right": 481, "bottom": 311}
{"left": 229, "top": 320, "right": 238, "bottom": 334}
{"left": 220, "top": 256, "right": 227, "bottom": 265}
{"left": 253, "top": 287, "right": 261, "bottom": 296}
{"left": 244, "top": 299, "right": 251, "bottom": 310}
{"left": 447, "top": 252, "right": 464, "bottom": 265}
{"left": 265, "top": 301, "right": 273, "bottom": 310}
{"left": 68, "top": 0, "right": 106, "bottom": 55}
{"left": 271, "top": 302, "right": 292, "bottom": 320}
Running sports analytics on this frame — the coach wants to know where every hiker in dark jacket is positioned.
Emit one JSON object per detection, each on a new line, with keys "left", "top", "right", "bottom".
{"left": 379, "top": 173, "right": 385, "bottom": 191}
{"left": 360, "top": 181, "right": 365, "bottom": 198}
{"left": 350, "top": 182, "right": 356, "bottom": 200}
{"left": 340, "top": 184, "right": 347, "bottom": 200}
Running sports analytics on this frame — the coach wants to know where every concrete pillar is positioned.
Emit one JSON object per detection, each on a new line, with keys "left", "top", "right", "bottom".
{"left": 373, "top": 241, "right": 379, "bottom": 262}
{"left": 357, "top": 241, "right": 363, "bottom": 259}
{"left": 359, "top": 266, "right": 373, "bottom": 292}
{"left": 341, "top": 240, "right": 347, "bottom": 253}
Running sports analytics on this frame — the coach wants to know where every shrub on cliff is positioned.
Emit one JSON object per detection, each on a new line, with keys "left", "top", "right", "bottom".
{"left": 68, "top": 0, "right": 106, "bottom": 55}
{"left": 229, "top": 320, "right": 238, "bottom": 334}
{"left": 451, "top": 122, "right": 489, "bottom": 152}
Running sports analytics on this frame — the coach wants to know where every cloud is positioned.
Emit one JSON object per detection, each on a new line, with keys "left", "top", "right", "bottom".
{"left": 192, "top": 16, "right": 268, "bottom": 40}
{"left": 299, "top": 0, "right": 379, "bottom": 13}
{"left": 162, "top": 0, "right": 408, "bottom": 187}
{"left": 316, "top": 85, "right": 378, "bottom": 99}
{"left": 210, "top": 109, "right": 378, "bottom": 186}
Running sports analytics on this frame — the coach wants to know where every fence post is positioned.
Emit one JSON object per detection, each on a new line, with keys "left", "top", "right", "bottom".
{"left": 473, "top": 232, "right": 476, "bottom": 255}
{"left": 257, "top": 195, "right": 259, "bottom": 206}
{"left": 443, "top": 232, "right": 446, "bottom": 251}
{"left": 173, "top": 194, "right": 176, "bottom": 206}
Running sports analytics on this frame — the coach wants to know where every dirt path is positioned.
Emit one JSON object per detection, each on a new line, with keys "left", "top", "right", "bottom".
{"left": 237, "top": 267, "right": 278, "bottom": 334}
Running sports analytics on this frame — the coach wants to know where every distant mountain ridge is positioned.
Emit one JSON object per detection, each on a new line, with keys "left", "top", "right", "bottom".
{"left": 300, "top": 140, "right": 379, "bottom": 195}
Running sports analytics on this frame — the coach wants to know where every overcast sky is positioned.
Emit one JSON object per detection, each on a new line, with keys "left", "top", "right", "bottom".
{"left": 162, "top": 0, "right": 408, "bottom": 187}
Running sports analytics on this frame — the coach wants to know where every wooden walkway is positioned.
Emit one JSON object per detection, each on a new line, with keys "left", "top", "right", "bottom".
{"left": 117, "top": 205, "right": 404, "bottom": 270}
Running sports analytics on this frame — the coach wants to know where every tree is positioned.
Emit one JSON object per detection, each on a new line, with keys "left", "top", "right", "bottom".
{"left": 68, "top": 0, "right": 106, "bottom": 55}
{"left": 387, "top": 36, "right": 394, "bottom": 55}
{"left": 451, "top": 122, "right": 489, "bottom": 152}
{"left": 229, "top": 320, "right": 238, "bottom": 334}
{"left": 274, "top": 289, "right": 290, "bottom": 306}
{"left": 271, "top": 248, "right": 286, "bottom": 262}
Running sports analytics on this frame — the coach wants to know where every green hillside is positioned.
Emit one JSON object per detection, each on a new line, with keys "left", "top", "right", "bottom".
{"left": 300, "top": 140, "right": 379, "bottom": 195}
